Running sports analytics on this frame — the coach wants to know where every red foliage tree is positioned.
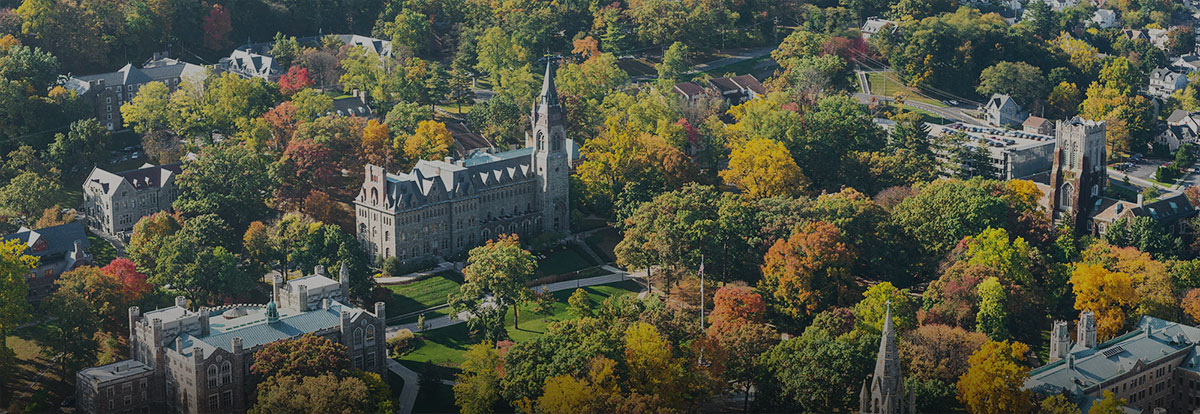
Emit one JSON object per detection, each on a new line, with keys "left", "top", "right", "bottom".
{"left": 201, "top": 4, "right": 232, "bottom": 51}
{"left": 101, "top": 258, "right": 152, "bottom": 301}
{"left": 709, "top": 284, "right": 766, "bottom": 329}
{"left": 262, "top": 102, "right": 299, "bottom": 150}
{"left": 279, "top": 66, "right": 314, "bottom": 96}
{"left": 276, "top": 138, "right": 336, "bottom": 202}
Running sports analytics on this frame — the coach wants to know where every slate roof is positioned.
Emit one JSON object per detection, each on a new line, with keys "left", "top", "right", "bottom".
{"left": 330, "top": 97, "right": 373, "bottom": 117}
{"left": 1129, "top": 193, "right": 1196, "bottom": 223}
{"left": 1024, "top": 116, "right": 1051, "bottom": 129}
{"left": 85, "top": 163, "right": 182, "bottom": 195}
{"left": 1168, "top": 109, "right": 1193, "bottom": 124}
{"left": 68, "top": 59, "right": 205, "bottom": 95}
{"left": 672, "top": 82, "right": 707, "bottom": 98}
{"left": 1026, "top": 316, "right": 1200, "bottom": 403}
{"left": 1, "top": 222, "right": 89, "bottom": 258}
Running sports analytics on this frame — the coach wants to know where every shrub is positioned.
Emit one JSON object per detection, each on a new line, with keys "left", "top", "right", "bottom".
{"left": 388, "top": 329, "right": 418, "bottom": 357}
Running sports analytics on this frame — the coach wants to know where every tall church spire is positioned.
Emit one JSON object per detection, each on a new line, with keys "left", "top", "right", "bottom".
{"left": 861, "top": 302, "right": 911, "bottom": 414}
{"left": 537, "top": 60, "right": 559, "bottom": 110}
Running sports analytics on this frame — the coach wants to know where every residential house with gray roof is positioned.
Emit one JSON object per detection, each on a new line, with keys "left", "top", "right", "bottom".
{"left": 83, "top": 163, "right": 183, "bottom": 238}
{"left": 1027, "top": 313, "right": 1200, "bottom": 413}
{"left": 1, "top": 222, "right": 91, "bottom": 302}
{"left": 219, "top": 34, "right": 392, "bottom": 82}
{"left": 1148, "top": 68, "right": 1188, "bottom": 99}
{"left": 66, "top": 57, "right": 207, "bottom": 131}
{"left": 76, "top": 269, "right": 386, "bottom": 414}
{"left": 984, "top": 93, "right": 1029, "bottom": 128}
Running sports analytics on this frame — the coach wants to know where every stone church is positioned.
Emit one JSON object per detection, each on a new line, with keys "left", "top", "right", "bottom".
{"left": 354, "top": 63, "right": 571, "bottom": 263}
{"left": 860, "top": 304, "right": 916, "bottom": 413}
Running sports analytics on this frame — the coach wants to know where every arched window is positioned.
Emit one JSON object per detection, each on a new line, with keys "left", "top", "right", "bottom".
{"left": 1060, "top": 183, "right": 1074, "bottom": 209}
{"left": 353, "top": 328, "right": 364, "bottom": 350}
{"left": 1091, "top": 184, "right": 1099, "bottom": 197}
{"left": 552, "top": 133, "right": 563, "bottom": 151}
{"left": 358, "top": 223, "right": 366, "bottom": 235}
{"left": 384, "top": 231, "right": 390, "bottom": 242}
{"left": 365, "top": 325, "right": 376, "bottom": 346}
{"left": 371, "top": 188, "right": 379, "bottom": 204}
{"left": 207, "top": 365, "right": 218, "bottom": 388}
{"left": 220, "top": 361, "right": 232, "bottom": 385}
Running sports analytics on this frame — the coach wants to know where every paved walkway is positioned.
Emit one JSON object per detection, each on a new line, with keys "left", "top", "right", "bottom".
{"left": 388, "top": 359, "right": 421, "bottom": 414}
{"left": 375, "top": 262, "right": 457, "bottom": 285}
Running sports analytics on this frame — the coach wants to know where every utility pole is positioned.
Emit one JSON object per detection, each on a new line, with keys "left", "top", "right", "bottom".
{"left": 699, "top": 255, "right": 705, "bottom": 330}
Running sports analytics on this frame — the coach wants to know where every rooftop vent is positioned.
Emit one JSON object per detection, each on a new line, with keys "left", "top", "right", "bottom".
{"left": 1103, "top": 345, "right": 1126, "bottom": 358}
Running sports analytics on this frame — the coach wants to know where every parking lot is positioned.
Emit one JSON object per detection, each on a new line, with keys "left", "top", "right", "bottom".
{"left": 1109, "top": 154, "right": 1199, "bottom": 191}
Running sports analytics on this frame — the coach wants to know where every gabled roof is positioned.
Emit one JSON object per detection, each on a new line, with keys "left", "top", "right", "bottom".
{"left": 987, "top": 94, "right": 1019, "bottom": 110}
{"left": 1024, "top": 116, "right": 1051, "bottom": 128}
{"left": 1, "top": 222, "right": 89, "bottom": 258}
{"left": 1128, "top": 193, "right": 1196, "bottom": 223}
{"left": 672, "top": 82, "right": 707, "bottom": 98}
{"left": 171, "top": 299, "right": 363, "bottom": 356}
{"left": 85, "top": 163, "right": 182, "bottom": 195}
{"left": 1168, "top": 109, "right": 1193, "bottom": 124}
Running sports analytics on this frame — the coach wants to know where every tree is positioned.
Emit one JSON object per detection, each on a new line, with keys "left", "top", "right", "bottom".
{"left": 250, "top": 373, "right": 386, "bottom": 414}
{"left": 624, "top": 322, "right": 683, "bottom": 405}
{"left": 760, "top": 221, "right": 856, "bottom": 325}
{"left": 454, "top": 342, "right": 502, "bottom": 414}
{"left": 956, "top": 340, "right": 1033, "bottom": 414}
{"left": 1088, "top": 390, "right": 1127, "bottom": 414}
{"left": 48, "top": 118, "right": 106, "bottom": 173}
{"left": 0, "top": 171, "right": 64, "bottom": 220}
{"left": 279, "top": 66, "right": 314, "bottom": 96}
{"left": 1184, "top": 288, "right": 1200, "bottom": 323}
{"left": 385, "top": 9, "right": 430, "bottom": 53}
{"left": 1178, "top": 143, "right": 1196, "bottom": 167}
{"left": 291, "top": 89, "right": 334, "bottom": 121}
{"left": 54, "top": 266, "right": 127, "bottom": 329}
{"left": 100, "top": 258, "right": 151, "bottom": 302}
{"left": 474, "top": 26, "right": 529, "bottom": 84}
{"left": 269, "top": 33, "right": 301, "bottom": 69}
{"left": 567, "top": 288, "right": 592, "bottom": 318}
{"left": 361, "top": 120, "right": 394, "bottom": 169}
{"left": 891, "top": 178, "right": 1009, "bottom": 263}
{"left": 975, "top": 277, "right": 1008, "bottom": 340}
{"left": 1049, "top": 82, "right": 1082, "bottom": 118}
{"left": 43, "top": 290, "right": 98, "bottom": 380}
{"left": 173, "top": 144, "right": 275, "bottom": 232}
{"left": 201, "top": 4, "right": 232, "bottom": 51}
{"left": 1070, "top": 263, "right": 1137, "bottom": 340}
{"left": 853, "top": 282, "right": 917, "bottom": 335}
{"left": 455, "top": 234, "right": 536, "bottom": 339}
{"left": 126, "top": 212, "right": 182, "bottom": 274}
{"left": 251, "top": 333, "right": 351, "bottom": 379}
{"left": 1166, "top": 26, "right": 1197, "bottom": 57}
{"left": 1040, "top": 394, "right": 1080, "bottom": 414}
{"left": 155, "top": 240, "right": 249, "bottom": 305}
{"left": 656, "top": 42, "right": 689, "bottom": 87}
{"left": 0, "top": 238, "right": 35, "bottom": 405}
{"left": 720, "top": 138, "right": 809, "bottom": 200}
{"left": 758, "top": 329, "right": 874, "bottom": 412}
{"left": 709, "top": 284, "right": 767, "bottom": 328}
{"left": 900, "top": 324, "right": 987, "bottom": 408}
{"left": 977, "top": 61, "right": 1048, "bottom": 103}
{"left": 402, "top": 120, "right": 454, "bottom": 164}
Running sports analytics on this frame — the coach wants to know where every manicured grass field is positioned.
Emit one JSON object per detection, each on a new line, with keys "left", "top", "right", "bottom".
{"left": 535, "top": 243, "right": 600, "bottom": 276}
{"left": 396, "top": 280, "right": 643, "bottom": 378}
{"left": 702, "top": 55, "right": 773, "bottom": 77}
{"left": 384, "top": 272, "right": 464, "bottom": 318}
{"left": 866, "top": 72, "right": 946, "bottom": 107}
{"left": 4, "top": 323, "right": 75, "bottom": 412}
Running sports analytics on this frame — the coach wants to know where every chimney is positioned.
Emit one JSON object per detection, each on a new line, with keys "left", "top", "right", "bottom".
{"left": 374, "top": 302, "right": 386, "bottom": 322}
{"left": 1138, "top": 193, "right": 1145, "bottom": 207}
{"left": 1145, "top": 324, "right": 1153, "bottom": 337}
{"left": 175, "top": 337, "right": 183, "bottom": 352}
{"left": 174, "top": 296, "right": 187, "bottom": 308}
{"left": 322, "top": 298, "right": 331, "bottom": 310}
{"left": 193, "top": 347, "right": 204, "bottom": 364}
{"left": 232, "top": 337, "right": 243, "bottom": 354}
{"left": 444, "top": 157, "right": 454, "bottom": 164}
{"left": 1067, "top": 354, "right": 1075, "bottom": 369}
{"left": 199, "top": 307, "right": 210, "bottom": 335}
{"left": 272, "top": 274, "right": 283, "bottom": 301}
{"left": 315, "top": 265, "right": 326, "bottom": 276}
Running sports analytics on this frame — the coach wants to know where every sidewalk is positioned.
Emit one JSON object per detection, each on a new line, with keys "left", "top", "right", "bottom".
{"left": 375, "top": 262, "right": 457, "bottom": 285}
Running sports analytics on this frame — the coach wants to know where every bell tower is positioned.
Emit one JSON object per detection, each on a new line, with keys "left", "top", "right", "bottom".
{"left": 1047, "top": 117, "right": 1107, "bottom": 233}
{"left": 530, "top": 61, "right": 570, "bottom": 235}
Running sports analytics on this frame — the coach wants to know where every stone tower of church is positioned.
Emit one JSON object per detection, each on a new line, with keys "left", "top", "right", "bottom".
{"left": 530, "top": 61, "right": 571, "bottom": 234}
{"left": 1047, "top": 117, "right": 1107, "bottom": 233}
{"left": 860, "top": 304, "right": 916, "bottom": 414}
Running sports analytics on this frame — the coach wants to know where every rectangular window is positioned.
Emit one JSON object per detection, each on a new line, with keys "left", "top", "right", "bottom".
{"left": 366, "top": 352, "right": 376, "bottom": 369}
{"left": 221, "top": 390, "right": 232, "bottom": 408}
{"left": 208, "top": 394, "right": 219, "bottom": 410}
{"left": 124, "top": 395, "right": 132, "bottom": 406}
{"left": 354, "top": 355, "right": 363, "bottom": 369}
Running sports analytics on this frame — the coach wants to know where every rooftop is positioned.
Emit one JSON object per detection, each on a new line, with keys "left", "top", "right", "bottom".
{"left": 78, "top": 359, "right": 153, "bottom": 384}
{"left": 1, "top": 222, "right": 89, "bottom": 258}
{"left": 172, "top": 299, "right": 362, "bottom": 357}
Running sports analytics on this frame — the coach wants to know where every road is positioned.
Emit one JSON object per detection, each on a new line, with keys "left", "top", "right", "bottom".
{"left": 853, "top": 93, "right": 983, "bottom": 126}
{"left": 686, "top": 46, "right": 776, "bottom": 75}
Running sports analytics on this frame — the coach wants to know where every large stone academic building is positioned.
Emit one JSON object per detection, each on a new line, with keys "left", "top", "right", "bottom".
{"left": 354, "top": 63, "right": 572, "bottom": 263}
{"left": 75, "top": 266, "right": 387, "bottom": 414}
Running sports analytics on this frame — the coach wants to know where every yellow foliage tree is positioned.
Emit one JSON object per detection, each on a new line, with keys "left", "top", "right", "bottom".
{"left": 532, "top": 357, "right": 620, "bottom": 413}
{"left": 362, "top": 119, "right": 394, "bottom": 168}
{"left": 956, "top": 340, "right": 1034, "bottom": 414}
{"left": 1088, "top": 390, "right": 1127, "bottom": 414}
{"left": 719, "top": 138, "right": 809, "bottom": 200}
{"left": 1070, "top": 263, "right": 1136, "bottom": 339}
{"left": 1004, "top": 180, "right": 1043, "bottom": 213}
{"left": 402, "top": 120, "right": 453, "bottom": 165}
{"left": 624, "top": 322, "right": 682, "bottom": 404}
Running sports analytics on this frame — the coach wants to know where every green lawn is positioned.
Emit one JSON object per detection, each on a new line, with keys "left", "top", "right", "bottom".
{"left": 584, "top": 228, "right": 621, "bottom": 263}
{"left": 385, "top": 273, "right": 464, "bottom": 319}
{"left": 5, "top": 323, "right": 75, "bottom": 412}
{"left": 701, "top": 55, "right": 773, "bottom": 77}
{"left": 393, "top": 306, "right": 455, "bottom": 326}
{"left": 438, "top": 104, "right": 473, "bottom": 115}
{"left": 866, "top": 72, "right": 945, "bottom": 107}
{"left": 86, "top": 231, "right": 119, "bottom": 266}
{"left": 395, "top": 281, "right": 643, "bottom": 378}
{"left": 536, "top": 243, "right": 600, "bottom": 276}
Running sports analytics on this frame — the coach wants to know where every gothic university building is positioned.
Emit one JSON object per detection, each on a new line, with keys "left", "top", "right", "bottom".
{"left": 860, "top": 304, "right": 916, "bottom": 413}
{"left": 355, "top": 63, "right": 571, "bottom": 263}
{"left": 75, "top": 266, "right": 387, "bottom": 414}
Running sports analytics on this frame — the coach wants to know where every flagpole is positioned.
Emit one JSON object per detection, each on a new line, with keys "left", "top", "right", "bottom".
{"left": 699, "top": 255, "right": 705, "bottom": 330}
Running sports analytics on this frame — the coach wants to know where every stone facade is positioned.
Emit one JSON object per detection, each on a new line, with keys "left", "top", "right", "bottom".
{"left": 1047, "top": 118, "right": 1107, "bottom": 233}
{"left": 83, "top": 163, "right": 182, "bottom": 237}
{"left": 354, "top": 63, "right": 570, "bottom": 263}
{"left": 66, "top": 57, "right": 206, "bottom": 131}
{"left": 76, "top": 271, "right": 386, "bottom": 414}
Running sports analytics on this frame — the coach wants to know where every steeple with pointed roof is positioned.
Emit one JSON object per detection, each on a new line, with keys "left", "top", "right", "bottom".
{"left": 860, "top": 302, "right": 915, "bottom": 414}
{"left": 529, "top": 59, "right": 570, "bottom": 235}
